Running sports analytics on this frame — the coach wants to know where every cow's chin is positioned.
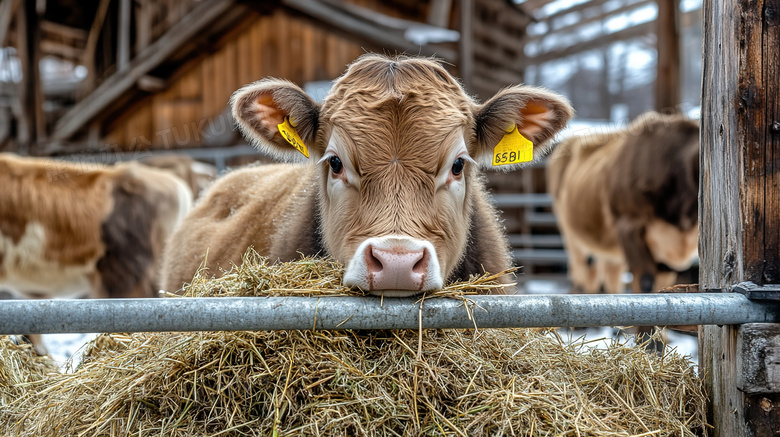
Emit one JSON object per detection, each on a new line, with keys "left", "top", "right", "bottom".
{"left": 342, "top": 236, "right": 444, "bottom": 296}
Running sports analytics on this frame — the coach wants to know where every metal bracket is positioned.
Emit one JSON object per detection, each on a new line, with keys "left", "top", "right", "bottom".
{"left": 732, "top": 282, "right": 780, "bottom": 301}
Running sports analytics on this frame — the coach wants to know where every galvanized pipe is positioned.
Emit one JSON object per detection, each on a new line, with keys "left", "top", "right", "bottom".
{"left": 0, "top": 293, "right": 778, "bottom": 335}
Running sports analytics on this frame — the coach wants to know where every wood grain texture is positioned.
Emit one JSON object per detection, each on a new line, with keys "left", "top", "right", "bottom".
{"left": 102, "top": 9, "right": 371, "bottom": 149}
{"left": 654, "top": 0, "right": 680, "bottom": 110}
{"left": 737, "top": 324, "right": 780, "bottom": 394}
{"left": 700, "top": 0, "right": 780, "bottom": 435}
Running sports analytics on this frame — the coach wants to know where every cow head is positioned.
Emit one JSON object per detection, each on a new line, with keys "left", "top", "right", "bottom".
{"left": 231, "top": 55, "right": 572, "bottom": 296}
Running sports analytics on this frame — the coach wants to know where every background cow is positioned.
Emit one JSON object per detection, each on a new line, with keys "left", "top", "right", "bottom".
{"left": 162, "top": 54, "right": 573, "bottom": 295}
{"left": 140, "top": 154, "right": 218, "bottom": 199}
{"left": 547, "top": 111, "right": 699, "bottom": 294}
{"left": 0, "top": 153, "right": 192, "bottom": 353}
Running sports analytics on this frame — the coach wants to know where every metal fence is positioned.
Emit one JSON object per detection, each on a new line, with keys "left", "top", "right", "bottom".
{"left": 1, "top": 293, "right": 778, "bottom": 335}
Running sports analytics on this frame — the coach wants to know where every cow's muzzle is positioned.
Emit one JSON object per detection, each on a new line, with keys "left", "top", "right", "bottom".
{"left": 343, "top": 236, "right": 443, "bottom": 296}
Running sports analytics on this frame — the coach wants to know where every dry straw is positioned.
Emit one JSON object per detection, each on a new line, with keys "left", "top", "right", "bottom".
{"left": 1, "top": 252, "right": 707, "bottom": 436}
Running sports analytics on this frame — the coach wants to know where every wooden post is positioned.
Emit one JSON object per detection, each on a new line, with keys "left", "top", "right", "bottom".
{"left": 655, "top": 0, "right": 680, "bottom": 110}
{"left": 118, "top": 0, "right": 131, "bottom": 71}
{"left": 135, "top": 0, "right": 151, "bottom": 53}
{"left": 699, "top": 0, "right": 780, "bottom": 435}
{"left": 458, "top": 0, "right": 473, "bottom": 93}
{"left": 428, "top": 0, "right": 452, "bottom": 28}
{"left": 82, "top": 0, "right": 112, "bottom": 96}
{"left": 16, "top": 0, "right": 45, "bottom": 152}
{"left": 0, "top": 0, "right": 21, "bottom": 47}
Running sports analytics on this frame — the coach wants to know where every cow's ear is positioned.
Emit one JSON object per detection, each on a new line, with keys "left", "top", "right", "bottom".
{"left": 472, "top": 86, "right": 573, "bottom": 170}
{"left": 231, "top": 79, "right": 321, "bottom": 161}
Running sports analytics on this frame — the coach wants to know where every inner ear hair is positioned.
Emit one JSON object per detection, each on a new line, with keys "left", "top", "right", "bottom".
{"left": 476, "top": 86, "right": 573, "bottom": 148}
{"left": 271, "top": 86, "right": 321, "bottom": 146}
{"left": 231, "top": 79, "right": 321, "bottom": 149}
{"left": 231, "top": 84, "right": 284, "bottom": 143}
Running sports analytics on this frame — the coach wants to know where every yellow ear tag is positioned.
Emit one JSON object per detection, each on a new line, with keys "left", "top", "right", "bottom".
{"left": 277, "top": 117, "right": 310, "bottom": 158}
{"left": 492, "top": 125, "right": 533, "bottom": 166}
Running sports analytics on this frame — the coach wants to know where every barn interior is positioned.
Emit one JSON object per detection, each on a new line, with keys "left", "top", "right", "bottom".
{"left": 6, "top": 1, "right": 780, "bottom": 435}
{"left": 0, "top": 0, "right": 704, "bottom": 358}
{"left": 0, "top": 0, "right": 703, "bottom": 290}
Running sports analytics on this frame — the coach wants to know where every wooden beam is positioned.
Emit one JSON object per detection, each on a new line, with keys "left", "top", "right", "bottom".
{"left": 459, "top": 0, "right": 473, "bottom": 93}
{"left": 53, "top": 0, "right": 239, "bottom": 142}
{"left": 654, "top": 0, "right": 680, "bottom": 110}
{"left": 0, "top": 0, "right": 21, "bottom": 48}
{"left": 526, "top": 20, "right": 654, "bottom": 64}
{"left": 525, "top": 0, "right": 653, "bottom": 43}
{"left": 699, "top": 0, "right": 780, "bottom": 435}
{"left": 39, "top": 20, "right": 87, "bottom": 42}
{"left": 40, "top": 40, "right": 83, "bottom": 60}
{"left": 519, "top": 0, "right": 558, "bottom": 14}
{"left": 82, "top": 0, "right": 112, "bottom": 94}
{"left": 136, "top": 75, "right": 166, "bottom": 92}
{"left": 282, "top": 0, "right": 457, "bottom": 62}
{"left": 537, "top": 0, "right": 612, "bottom": 22}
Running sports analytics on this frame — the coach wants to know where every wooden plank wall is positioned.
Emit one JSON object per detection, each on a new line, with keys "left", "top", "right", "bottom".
{"left": 104, "top": 9, "right": 364, "bottom": 150}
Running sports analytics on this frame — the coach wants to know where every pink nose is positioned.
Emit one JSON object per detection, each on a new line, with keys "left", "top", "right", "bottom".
{"left": 364, "top": 245, "right": 430, "bottom": 291}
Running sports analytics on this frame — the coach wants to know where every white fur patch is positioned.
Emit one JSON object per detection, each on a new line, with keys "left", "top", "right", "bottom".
{"left": 0, "top": 222, "right": 96, "bottom": 298}
{"left": 645, "top": 220, "right": 699, "bottom": 271}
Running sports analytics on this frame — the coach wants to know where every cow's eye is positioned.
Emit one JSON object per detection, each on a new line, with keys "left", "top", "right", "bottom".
{"left": 451, "top": 157, "right": 465, "bottom": 176}
{"left": 329, "top": 156, "right": 343, "bottom": 174}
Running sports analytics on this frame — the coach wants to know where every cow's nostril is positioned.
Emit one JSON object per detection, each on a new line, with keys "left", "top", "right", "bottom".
{"left": 365, "top": 245, "right": 384, "bottom": 273}
{"left": 412, "top": 249, "right": 429, "bottom": 274}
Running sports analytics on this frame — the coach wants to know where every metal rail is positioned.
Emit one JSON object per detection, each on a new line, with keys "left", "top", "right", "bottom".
{"left": 1, "top": 293, "right": 777, "bottom": 335}
{"left": 57, "top": 144, "right": 262, "bottom": 172}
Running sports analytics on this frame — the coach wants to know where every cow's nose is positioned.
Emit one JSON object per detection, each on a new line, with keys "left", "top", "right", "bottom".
{"left": 343, "top": 236, "right": 443, "bottom": 296}
{"left": 364, "top": 245, "right": 429, "bottom": 291}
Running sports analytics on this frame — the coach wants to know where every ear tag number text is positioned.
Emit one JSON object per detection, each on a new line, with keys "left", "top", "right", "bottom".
{"left": 277, "top": 117, "right": 310, "bottom": 158}
{"left": 492, "top": 125, "right": 533, "bottom": 166}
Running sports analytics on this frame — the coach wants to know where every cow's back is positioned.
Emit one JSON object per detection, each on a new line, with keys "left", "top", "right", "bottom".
{"left": 546, "top": 139, "right": 572, "bottom": 201}
{"left": 605, "top": 115, "right": 700, "bottom": 271}
{"left": 161, "top": 163, "right": 320, "bottom": 292}
{"left": 551, "top": 134, "right": 624, "bottom": 254}
{"left": 607, "top": 118, "right": 699, "bottom": 229}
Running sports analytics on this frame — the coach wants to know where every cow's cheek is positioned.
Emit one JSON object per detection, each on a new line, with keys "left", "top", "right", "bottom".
{"left": 435, "top": 178, "right": 470, "bottom": 278}
{"left": 321, "top": 181, "right": 362, "bottom": 263}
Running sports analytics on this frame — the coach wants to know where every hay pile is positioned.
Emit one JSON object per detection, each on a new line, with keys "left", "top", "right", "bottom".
{"left": 1, "top": 253, "right": 707, "bottom": 436}
{"left": 0, "top": 338, "right": 59, "bottom": 421}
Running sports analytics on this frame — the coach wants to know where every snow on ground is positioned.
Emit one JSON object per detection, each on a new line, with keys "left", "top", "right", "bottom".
{"left": 523, "top": 279, "right": 699, "bottom": 365}
{"left": 40, "top": 333, "right": 100, "bottom": 371}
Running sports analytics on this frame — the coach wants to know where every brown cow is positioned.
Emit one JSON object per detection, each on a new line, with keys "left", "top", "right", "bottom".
{"left": 162, "top": 54, "right": 573, "bottom": 295}
{"left": 0, "top": 153, "right": 192, "bottom": 353}
{"left": 547, "top": 111, "right": 699, "bottom": 294}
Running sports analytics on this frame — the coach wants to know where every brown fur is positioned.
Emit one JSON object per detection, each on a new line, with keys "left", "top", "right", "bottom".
{"left": 162, "top": 55, "right": 573, "bottom": 293}
{"left": 0, "top": 153, "right": 192, "bottom": 353}
{"left": 547, "top": 112, "right": 700, "bottom": 293}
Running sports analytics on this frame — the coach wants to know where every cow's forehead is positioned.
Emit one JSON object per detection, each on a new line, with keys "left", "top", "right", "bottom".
{"left": 321, "top": 56, "right": 474, "bottom": 172}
